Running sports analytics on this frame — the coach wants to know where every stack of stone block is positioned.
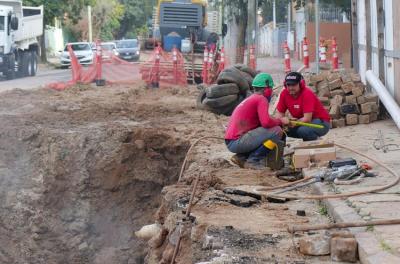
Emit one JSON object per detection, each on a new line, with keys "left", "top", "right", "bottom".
{"left": 307, "top": 70, "right": 379, "bottom": 128}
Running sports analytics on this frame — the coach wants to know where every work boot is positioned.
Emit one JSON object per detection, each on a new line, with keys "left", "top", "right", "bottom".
{"left": 230, "top": 154, "right": 247, "bottom": 168}
{"left": 266, "top": 139, "right": 285, "bottom": 171}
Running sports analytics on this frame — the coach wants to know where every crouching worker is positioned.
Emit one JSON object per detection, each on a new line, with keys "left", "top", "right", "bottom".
{"left": 276, "top": 72, "right": 330, "bottom": 141}
{"left": 225, "top": 73, "right": 286, "bottom": 170}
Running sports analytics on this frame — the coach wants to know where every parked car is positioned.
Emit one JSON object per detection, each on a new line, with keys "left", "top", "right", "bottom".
{"left": 100, "top": 42, "right": 118, "bottom": 60}
{"left": 116, "top": 39, "right": 140, "bottom": 62}
{"left": 60, "top": 42, "right": 94, "bottom": 68}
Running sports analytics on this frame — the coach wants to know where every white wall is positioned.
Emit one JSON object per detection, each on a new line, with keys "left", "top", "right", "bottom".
{"left": 357, "top": 0, "right": 367, "bottom": 83}
{"left": 384, "top": 0, "right": 395, "bottom": 96}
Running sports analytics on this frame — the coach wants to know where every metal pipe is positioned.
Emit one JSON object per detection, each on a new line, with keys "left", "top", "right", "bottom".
{"left": 315, "top": 0, "right": 320, "bottom": 73}
{"left": 273, "top": 0, "right": 276, "bottom": 29}
{"left": 366, "top": 70, "right": 400, "bottom": 130}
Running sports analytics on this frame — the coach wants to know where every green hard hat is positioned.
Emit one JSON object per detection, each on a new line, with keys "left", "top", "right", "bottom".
{"left": 252, "top": 73, "right": 274, "bottom": 88}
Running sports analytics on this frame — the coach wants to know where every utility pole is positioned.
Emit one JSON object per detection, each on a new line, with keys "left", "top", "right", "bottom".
{"left": 247, "top": 0, "right": 256, "bottom": 64}
{"left": 315, "top": 0, "right": 320, "bottom": 73}
{"left": 88, "top": 6, "right": 93, "bottom": 43}
{"left": 288, "top": 1, "right": 291, "bottom": 49}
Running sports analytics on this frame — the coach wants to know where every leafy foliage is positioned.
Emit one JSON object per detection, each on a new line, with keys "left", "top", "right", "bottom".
{"left": 23, "top": 0, "right": 96, "bottom": 24}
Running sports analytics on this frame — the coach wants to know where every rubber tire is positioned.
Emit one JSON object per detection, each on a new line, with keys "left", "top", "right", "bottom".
{"left": 240, "top": 71, "right": 254, "bottom": 88}
{"left": 5, "top": 56, "right": 15, "bottom": 80}
{"left": 206, "top": 83, "right": 239, "bottom": 98}
{"left": 210, "top": 93, "right": 246, "bottom": 116}
{"left": 18, "top": 52, "right": 30, "bottom": 77}
{"left": 203, "top": 94, "right": 238, "bottom": 108}
{"left": 60, "top": 65, "right": 69, "bottom": 70}
{"left": 196, "top": 89, "right": 212, "bottom": 110}
{"left": 30, "top": 52, "right": 38, "bottom": 76}
{"left": 233, "top": 64, "right": 258, "bottom": 77}
{"left": 217, "top": 67, "right": 249, "bottom": 93}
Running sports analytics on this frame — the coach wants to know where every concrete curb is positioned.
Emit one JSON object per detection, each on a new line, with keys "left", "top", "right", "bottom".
{"left": 312, "top": 183, "right": 400, "bottom": 264}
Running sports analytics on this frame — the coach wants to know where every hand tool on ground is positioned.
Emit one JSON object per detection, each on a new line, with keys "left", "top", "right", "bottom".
{"left": 271, "top": 165, "right": 360, "bottom": 195}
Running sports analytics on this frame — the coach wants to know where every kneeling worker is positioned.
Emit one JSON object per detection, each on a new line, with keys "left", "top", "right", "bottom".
{"left": 276, "top": 72, "right": 330, "bottom": 141}
{"left": 225, "top": 73, "right": 288, "bottom": 170}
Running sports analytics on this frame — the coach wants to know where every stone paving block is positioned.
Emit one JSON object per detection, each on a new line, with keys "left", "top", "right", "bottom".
{"left": 318, "top": 86, "right": 331, "bottom": 97}
{"left": 327, "top": 72, "right": 341, "bottom": 82}
{"left": 311, "top": 74, "right": 326, "bottom": 83}
{"left": 359, "top": 114, "right": 370, "bottom": 124}
{"left": 351, "top": 73, "right": 362, "bottom": 82}
{"left": 352, "top": 86, "right": 364, "bottom": 97}
{"left": 341, "top": 82, "right": 355, "bottom": 94}
{"left": 345, "top": 95, "right": 358, "bottom": 104}
{"left": 369, "top": 112, "right": 378, "bottom": 122}
{"left": 330, "top": 94, "right": 344, "bottom": 106}
{"left": 299, "top": 235, "right": 330, "bottom": 256}
{"left": 329, "top": 78, "right": 343, "bottom": 91}
{"left": 346, "top": 114, "right": 359, "bottom": 125}
{"left": 361, "top": 102, "right": 378, "bottom": 114}
{"left": 331, "top": 89, "right": 345, "bottom": 97}
{"left": 341, "top": 74, "right": 353, "bottom": 84}
{"left": 317, "top": 80, "right": 329, "bottom": 90}
{"left": 331, "top": 237, "right": 358, "bottom": 262}
{"left": 330, "top": 105, "right": 341, "bottom": 119}
{"left": 332, "top": 118, "right": 346, "bottom": 128}
{"left": 319, "top": 96, "right": 330, "bottom": 106}
{"left": 364, "top": 94, "right": 379, "bottom": 103}
{"left": 357, "top": 95, "right": 366, "bottom": 105}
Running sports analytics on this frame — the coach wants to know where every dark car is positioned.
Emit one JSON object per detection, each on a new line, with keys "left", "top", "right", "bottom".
{"left": 116, "top": 39, "right": 140, "bottom": 62}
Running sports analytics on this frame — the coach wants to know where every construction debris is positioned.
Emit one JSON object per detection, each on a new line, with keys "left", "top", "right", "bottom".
{"left": 299, "top": 234, "right": 330, "bottom": 256}
{"left": 330, "top": 237, "right": 358, "bottom": 262}
{"left": 306, "top": 70, "right": 380, "bottom": 128}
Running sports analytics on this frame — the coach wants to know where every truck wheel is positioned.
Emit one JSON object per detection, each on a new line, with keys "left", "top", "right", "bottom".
{"left": 27, "top": 53, "right": 33, "bottom": 76}
{"left": 203, "top": 94, "right": 238, "bottom": 108}
{"left": 205, "top": 83, "right": 239, "bottom": 98}
{"left": 5, "top": 56, "right": 16, "bottom": 80}
{"left": 30, "top": 52, "right": 38, "bottom": 76}
{"left": 18, "top": 52, "right": 30, "bottom": 77}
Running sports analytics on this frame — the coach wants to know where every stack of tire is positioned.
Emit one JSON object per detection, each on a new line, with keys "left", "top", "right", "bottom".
{"left": 197, "top": 64, "right": 258, "bottom": 116}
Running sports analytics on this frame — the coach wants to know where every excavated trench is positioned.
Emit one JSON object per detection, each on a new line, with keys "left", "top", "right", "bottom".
{"left": 0, "top": 88, "right": 190, "bottom": 264}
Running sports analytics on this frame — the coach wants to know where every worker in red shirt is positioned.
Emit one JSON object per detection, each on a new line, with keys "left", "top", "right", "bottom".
{"left": 225, "top": 73, "right": 289, "bottom": 170}
{"left": 276, "top": 72, "right": 330, "bottom": 141}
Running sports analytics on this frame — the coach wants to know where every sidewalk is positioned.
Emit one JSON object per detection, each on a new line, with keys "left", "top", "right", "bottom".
{"left": 314, "top": 119, "right": 400, "bottom": 263}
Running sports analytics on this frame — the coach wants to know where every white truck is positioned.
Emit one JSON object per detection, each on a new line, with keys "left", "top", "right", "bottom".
{"left": 0, "top": 0, "right": 43, "bottom": 79}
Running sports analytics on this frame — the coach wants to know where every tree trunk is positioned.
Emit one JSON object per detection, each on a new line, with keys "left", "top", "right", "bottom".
{"left": 40, "top": 19, "right": 47, "bottom": 63}
{"left": 236, "top": 15, "right": 247, "bottom": 64}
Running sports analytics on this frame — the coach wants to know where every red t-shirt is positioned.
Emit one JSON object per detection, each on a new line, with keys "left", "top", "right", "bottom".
{"left": 277, "top": 86, "right": 330, "bottom": 122}
{"left": 225, "top": 94, "right": 282, "bottom": 140}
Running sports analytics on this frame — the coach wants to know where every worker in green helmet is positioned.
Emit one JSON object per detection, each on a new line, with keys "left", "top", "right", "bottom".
{"left": 224, "top": 73, "right": 290, "bottom": 170}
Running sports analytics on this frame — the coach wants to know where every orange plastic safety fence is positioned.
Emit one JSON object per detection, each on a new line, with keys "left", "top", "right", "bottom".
{"left": 139, "top": 46, "right": 187, "bottom": 87}
{"left": 48, "top": 42, "right": 143, "bottom": 91}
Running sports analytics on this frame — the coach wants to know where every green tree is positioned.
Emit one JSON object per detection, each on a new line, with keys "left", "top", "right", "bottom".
{"left": 93, "top": 0, "right": 124, "bottom": 40}
{"left": 23, "top": 0, "right": 96, "bottom": 61}
{"left": 261, "top": 0, "right": 289, "bottom": 24}
{"left": 116, "top": 0, "right": 156, "bottom": 39}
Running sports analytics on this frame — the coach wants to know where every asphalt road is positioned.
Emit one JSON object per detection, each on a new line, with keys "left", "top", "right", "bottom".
{"left": 0, "top": 66, "right": 71, "bottom": 93}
